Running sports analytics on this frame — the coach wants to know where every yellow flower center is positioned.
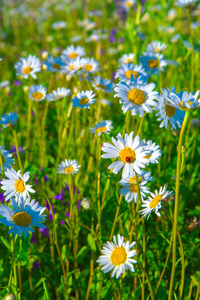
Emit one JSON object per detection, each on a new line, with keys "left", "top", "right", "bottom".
{"left": 12, "top": 212, "right": 32, "bottom": 226}
{"left": 147, "top": 59, "right": 158, "bottom": 69}
{"left": 154, "top": 48, "right": 161, "bottom": 53}
{"left": 68, "top": 65, "right": 75, "bottom": 71}
{"left": 97, "top": 84, "right": 107, "bottom": 90}
{"left": 125, "top": 70, "right": 139, "bottom": 79}
{"left": 84, "top": 64, "right": 92, "bottom": 71}
{"left": 32, "top": 92, "right": 44, "bottom": 101}
{"left": 129, "top": 184, "right": 137, "bottom": 193}
{"left": 149, "top": 195, "right": 162, "bottom": 209}
{"left": 179, "top": 100, "right": 193, "bottom": 111}
{"left": 52, "top": 63, "right": 61, "bottom": 70}
{"left": 125, "top": 1, "right": 132, "bottom": 7}
{"left": 79, "top": 97, "right": 89, "bottom": 105}
{"left": 97, "top": 126, "right": 107, "bottom": 133}
{"left": 64, "top": 166, "right": 74, "bottom": 174}
{"left": 165, "top": 102, "right": 176, "bottom": 117}
{"left": 110, "top": 247, "right": 127, "bottom": 266}
{"left": 68, "top": 52, "right": 78, "bottom": 59}
{"left": 0, "top": 154, "right": 5, "bottom": 164}
{"left": 119, "top": 147, "right": 136, "bottom": 163}
{"left": 129, "top": 175, "right": 142, "bottom": 184}
{"left": 14, "top": 179, "right": 26, "bottom": 193}
{"left": 128, "top": 89, "right": 146, "bottom": 105}
{"left": 145, "top": 154, "right": 151, "bottom": 159}
{"left": 22, "top": 66, "right": 33, "bottom": 74}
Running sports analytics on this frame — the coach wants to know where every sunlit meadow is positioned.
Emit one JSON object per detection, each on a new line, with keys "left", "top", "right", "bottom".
{"left": 0, "top": 0, "right": 200, "bottom": 299}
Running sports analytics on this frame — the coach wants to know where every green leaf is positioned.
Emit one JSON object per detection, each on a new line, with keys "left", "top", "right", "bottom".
{"left": 87, "top": 233, "right": 96, "bottom": 252}
{"left": 0, "top": 237, "right": 11, "bottom": 251}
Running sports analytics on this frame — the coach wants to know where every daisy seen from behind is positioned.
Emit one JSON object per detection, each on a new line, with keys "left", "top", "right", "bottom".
{"left": 0, "top": 112, "right": 18, "bottom": 128}
{"left": 169, "top": 90, "right": 200, "bottom": 111}
{"left": 97, "top": 234, "right": 137, "bottom": 279}
{"left": 1, "top": 169, "right": 35, "bottom": 201}
{"left": 72, "top": 90, "right": 96, "bottom": 109}
{"left": 44, "top": 56, "right": 65, "bottom": 73}
{"left": 0, "top": 196, "right": 46, "bottom": 237}
{"left": 46, "top": 87, "right": 71, "bottom": 101}
{"left": 29, "top": 84, "right": 47, "bottom": 102}
{"left": 101, "top": 132, "right": 151, "bottom": 178}
{"left": 119, "top": 170, "right": 153, "bottom": 203}
{"left": 155, "top": 87, "right": 185, "bottom": 129}
{"left": 139, "top": 185, "right": 173, "bottom": 219}
{"left": 14, "top": 55, "right": 41, "bottom": 79}
{"left": 0, "top": 146, "right": 14, "bottom": 173}
{"left": 114, "top": 75, "right": 158, "bottom": 117}
{"left": 57, "top": 159, "right": 80, "bottom": 175}
{"left": 92, "top": 76, "right": 114, "bottom": 93}
{"left": 90, "top": 120, "right": 113, "bottom": 136}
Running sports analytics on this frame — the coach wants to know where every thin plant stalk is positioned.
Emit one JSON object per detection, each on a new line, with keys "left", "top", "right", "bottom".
{"left": 168, "top": 110, "right": 190, "bottom": 300}
{"left": 12, "top": 129, "right": 23, "bottom": 174}
{"left": 137, "top": 263, "right": 154, "bottom": 300}
{"left": 109, "top": 194, "right": 123, "bottom": 240}
{"left": 137, "top": 112, "right": 147, "bottom": 137}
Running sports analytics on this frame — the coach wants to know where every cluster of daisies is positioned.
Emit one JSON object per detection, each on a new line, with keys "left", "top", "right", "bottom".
{"left": 0, "top": 168, "right": 46, "bottom": 237}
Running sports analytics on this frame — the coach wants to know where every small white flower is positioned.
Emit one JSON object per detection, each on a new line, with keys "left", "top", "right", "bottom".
{"left": 97, "top": 234, "right": 137, "bottom": 279}
{"left": 52, "top": 21, "right": 67, "bottom": 29}
{"left": 46, "top": 87, "right": 71, "bottom": 101}
{"left": 29, "top": 84, "right": 47, "bottom": 101}
{"left": 1, "top": 169, "right": 35, "bottom": 201}
{"left": 61, "top": 45, "right": 85, "bottom": 61}
{"left": 139, "top": 185, "right": 173, "bottom": 219}
{"left": 81, "top": 198, "right": 90, "bottom": 209}
{"left": 14, "top": 55, "right": 41, "bottom": 79}
{"left": 142, "top": 140, "right": 162, "bottom": 164}
{"left": 72, "top": 90, "right": 96, "bottom": 109}
{"left": 119, "top": 170, "right": 153, "bottom": 203}
{"left": 57, "top": 159, "right": 80, "bottom": 175}
{"left": 90, "top": 120, "right": 113, "bottom": 136}
{"left": 101, "top": 132, "right": 151, "bottom": 177}
{"left": 118, "top": 53, "right": 135, "bottom": 65}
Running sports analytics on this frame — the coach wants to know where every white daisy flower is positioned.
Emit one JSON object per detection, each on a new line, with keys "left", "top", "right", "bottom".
{"left": 14, "top": 55, "right": 41, "bottom": 79}
{"left": 57, "top": 159, "right": 80, "bottom": 175}
{"left": 169, "top": 90, "right": 200, "bottom": 111}
{"left": 1, "top": 169, "right": 35, "bottom": 201}
{"left": 46, "top": 87, "right": 71, "bottom": 101}
{"left": 81, "top": 57, "right": 100, "bottom": 73}
{"left": 0, "top": 146, "right": 14, "bottom": 173}
{"left": 44, "top": 56, "right": 65, "bottom": 73}
{"left": 142, "top": 140, "right": 162, "bottom": 164}
{"left": 90, "top": 120, "right": 113, "bottom": 136}
{"left": 119, "top": 53, "right": 135, "bottom": 65}
{"left": 29, "top": 84, "right": 47, "bottom": 102}
{"left": 92, "top": 76, "right": 114, "bottom": 93}
{"left": 115, "top": 63, "right": 148, "bottom": 82}
{"left": 97, "top": 234, "right": 137, "bottom": 279}
{"left": 81, "top": 198, "right": 90, "bottom": 209}
{"left": 146, "top": 41, "right": 167, "bottom": 54}
{"left": 139, "top": 185, "right": 173, "bottom": 219}
{"left": 122, "top": 0, "right": 136, "bottom": 11}
{"left": 140, "top": 53, "right": 168, "bottom": 75}
{"left": 114, "top": 75, "right": 158, "bottom": 117}
{"left": 0, "top": 197, "right": 46, "bottom": 237}
{"left": 119, "top": 170, "right": 153, "bottom": 203}
{"left": 155, "top": 88, "right": 185, "bottom": 130}
{"left": 61, "top": 45, "right": 85, "bottom": 61}
{"left": 72, "top": 90, "right": 96, "bottom": 109}
{"left": 101, "top": 132, "right": 151, "bottom": 178}
{"left": 52, "top": 21, "right": 67, "bottom": 29}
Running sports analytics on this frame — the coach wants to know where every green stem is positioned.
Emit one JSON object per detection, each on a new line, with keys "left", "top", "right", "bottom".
{"left": 187, "top": 8, "right": 194, "bottom": 91}
{"left": 11, "top": 234, "right": 18, "bottom": 298}
{"left": 168, "top": 111, "right": 190, "bottom": 300}
{"left": 25, "top": 97, "right": 32, "bottom": 168}
{"left": 109, "top": 194, "right": 123, "bottom": 240}
{"left": 12, "top": 129, "right": 23, "bottom": 174}
{"left": 0, "top": 148, "right": 4, "bottom": 174}
{"left": 137, "top": 263, "right": 154, "bottom": 300}
{"left": 137, "top": 112, "right": 147, "bottom": 137}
